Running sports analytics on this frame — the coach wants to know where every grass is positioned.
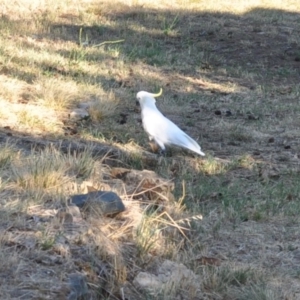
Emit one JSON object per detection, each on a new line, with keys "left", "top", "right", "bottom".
{"left": 0, "top": 0, "right": 300, "bottom": 298}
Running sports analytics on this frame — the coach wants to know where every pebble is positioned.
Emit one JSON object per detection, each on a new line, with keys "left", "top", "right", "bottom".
{"left": 69, "top": 109, "right": 89, "bottom": 121}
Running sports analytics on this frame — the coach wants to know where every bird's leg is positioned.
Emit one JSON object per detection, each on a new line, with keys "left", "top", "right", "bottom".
{"left": 155, "top": 140, "right": 166, "bottom": 156}
{"left": 159, "top": 148, "right": 166, "bottom": 156}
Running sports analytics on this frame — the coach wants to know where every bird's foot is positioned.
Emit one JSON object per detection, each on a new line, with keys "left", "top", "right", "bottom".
{"left": 159, "top": 149, "right": 166, "bottom": 157}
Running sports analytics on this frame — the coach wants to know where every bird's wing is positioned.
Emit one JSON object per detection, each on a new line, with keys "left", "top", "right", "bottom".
{"left": 151, "top": 114, "right": 204, "bottom": 154}
{"left": 142, "top": 106, "right": 205, "bottom": 156}
{"left": 142, "top": 107, "right": 169, "bottom": 138}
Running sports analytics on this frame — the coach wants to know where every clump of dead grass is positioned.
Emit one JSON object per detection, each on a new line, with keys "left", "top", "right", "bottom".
{"left": 11, "top": 149, "right": 68, "bottom": 196}
{"left": 0, "top": 141, "right": 18, "bottom": 171}
{"left": 0, "top": 75, "right": 28, "bottom": 103}
{"left": 32, "top": 77, "right": 119, "bottom": 122}
{"left": 86, "top": 88, "right": 119, "bottom": 122}
{"left": 201, "top": 265, "right": 269, "bottom": 300}
{"left": 33, "top": 77, "right": 80, "bottom": 110}
{"left": 10, "top": 145, "right": 97, "bottom": 201}
{"left": 198, "top": 156, "right": 228, "bottom": 175}
{"left": 16, "top": 108, "right": 63, "bottom": 133}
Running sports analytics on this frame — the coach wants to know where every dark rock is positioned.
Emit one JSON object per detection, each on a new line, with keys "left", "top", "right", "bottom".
{"left": 284, "top": 145, "right": 291, "bottom": 149}
{"left": 70, "top": 191, "right": 125, "bottom": 216}
{"left": 119, "top": 113, "right": 128, "bottom": 124}
{"left": 247, "top": 113, "right": 259, "bottom": 120}
{"left": 228, "top": 141, "right": 240, "bottom": 146}
{"left": 225, "top": 110, "right": 232, "bottom": 116}
{"left": 214, "top": 110, "right": 222, "bottom": 115}
{"left": 268, "top": 137, "right": 275, "bottom": 143}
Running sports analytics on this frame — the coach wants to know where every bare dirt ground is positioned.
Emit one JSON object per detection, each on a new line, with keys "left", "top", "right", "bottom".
{"left": 1, "top": 1, "right": 300, "bottom": 299}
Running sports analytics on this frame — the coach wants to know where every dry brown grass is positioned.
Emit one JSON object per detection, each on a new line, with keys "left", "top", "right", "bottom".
{"left": 1, "top": 0, "right": 300, "bottom": 299}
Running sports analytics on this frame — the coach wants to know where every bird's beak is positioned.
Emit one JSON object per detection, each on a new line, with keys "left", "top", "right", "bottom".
{"left": 150, "top": 88, "right": 163, "bottom": 98}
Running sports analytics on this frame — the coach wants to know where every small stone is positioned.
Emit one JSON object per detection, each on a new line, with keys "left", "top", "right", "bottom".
{"left": 56, "top": 211, "right": 73, "bottom": 224}
{"left": 268, "top": 137, "right": 275, "bottom": 143}
{"left": 236, "top": 248, "right": 247, "bottom": 255}
{"left": 69, "top": 109, "right": 90, "bottom": 121}
{"left": 214, "top": 110, "right": 222, "bottom": 115}
{"left": 247, "top": 114, "right": 259, "bottom": 120}
{"left": 225, "top": 110, "right": 232, "bottom": 116}
{"left": 70, "top": 191, "right": 125, "bottom": 216}
{"left": 133, "top": 272, "right": 161, "bottom": 295}
{"left": 133, "top": 260, "right": 202, "bottom": 299}
{"left": 66, "top": 205, "right": 82, "bottom": 219}
{"left": 118, "top": 113, "right": 128, "bottom": 124}
{"left": 228, "top": 141, "right": 240, "bottom": 146}
{"left": 284, "top": 145, "right": 291, "bottom": 149}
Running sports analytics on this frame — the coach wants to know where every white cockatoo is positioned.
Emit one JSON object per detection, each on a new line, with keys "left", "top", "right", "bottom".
{"left": 136, "top": 89, "right": 205, "bottom": 156}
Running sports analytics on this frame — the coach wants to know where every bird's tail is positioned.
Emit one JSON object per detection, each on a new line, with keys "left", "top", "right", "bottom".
{"left": 183, "top": 134, "right": 205, "bottom": 156}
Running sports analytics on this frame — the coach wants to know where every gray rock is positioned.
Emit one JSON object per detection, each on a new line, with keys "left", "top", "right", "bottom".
{"left": 69, "top": 109, "right": 89, "bottom": 121}
{"left": 70, "top": 191, "right": 125, "bottom": 216}
{"left": 133, "top": 260, "right": 202, "bottom": 299}
{"left": 66, "top": 205, "right": 82, "bottom": 219}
